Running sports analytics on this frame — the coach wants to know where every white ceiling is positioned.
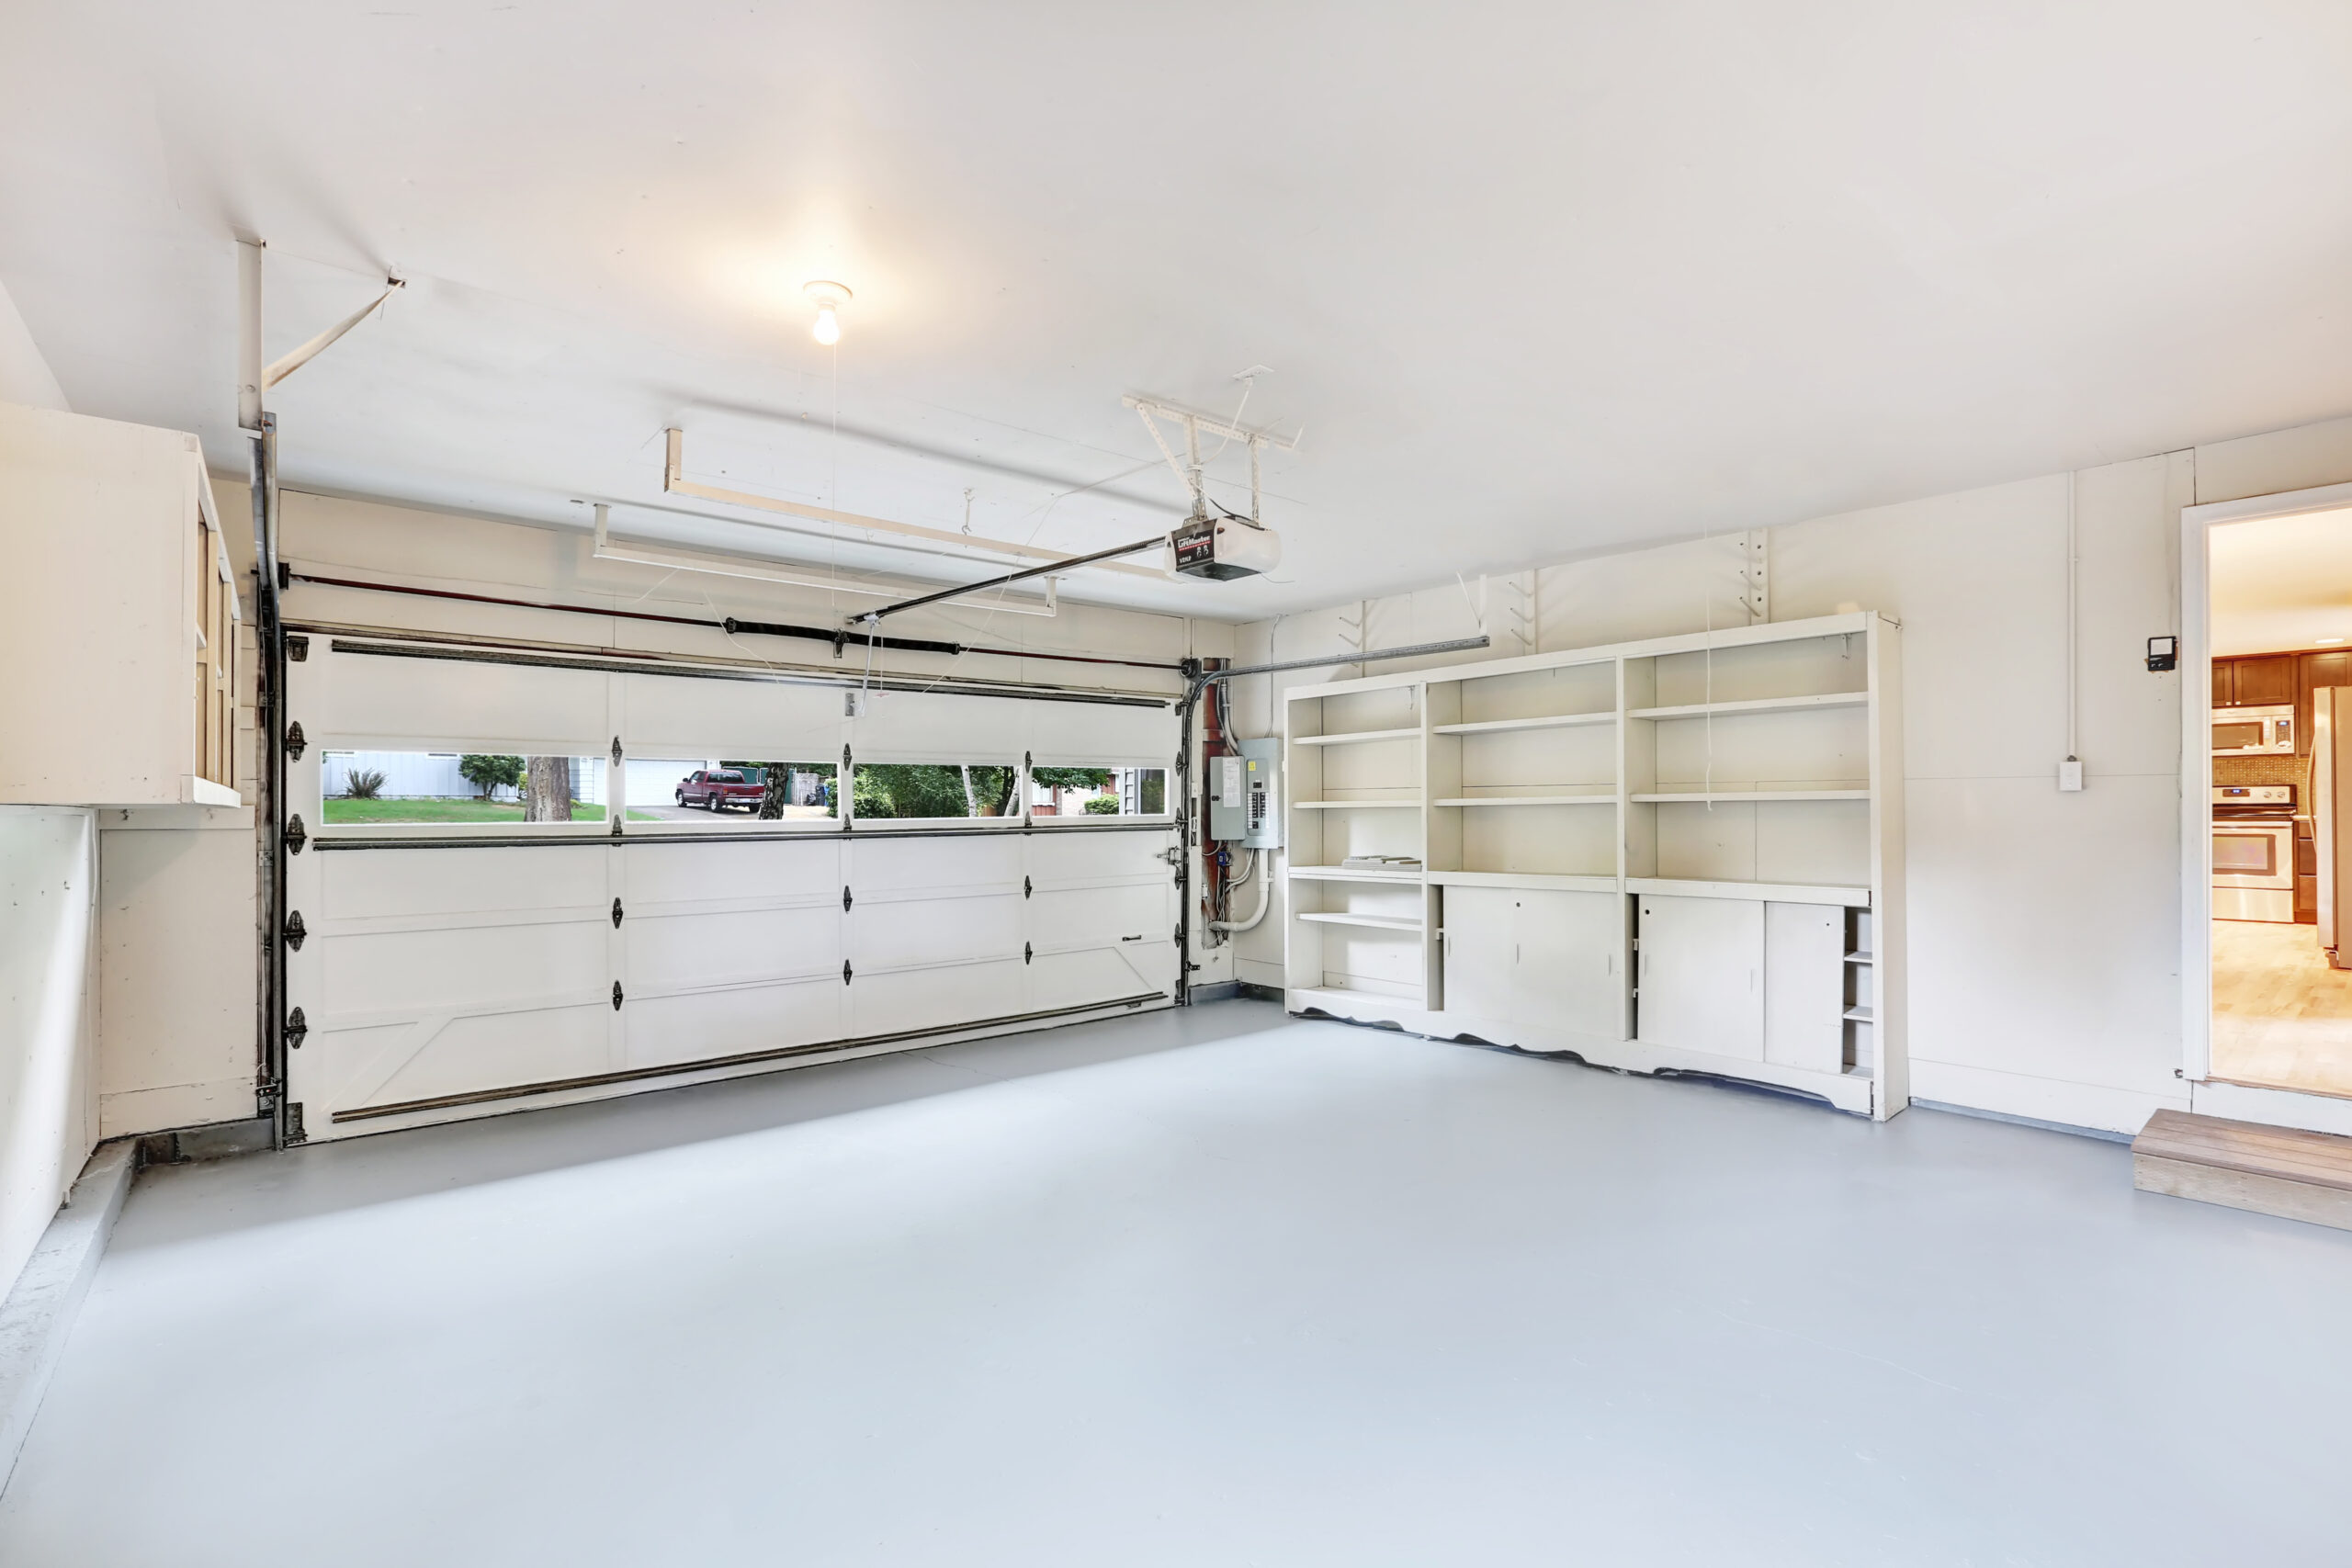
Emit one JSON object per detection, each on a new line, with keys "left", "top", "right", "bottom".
{"left": 6, "top": 3, "right": 2352, "bottom": 618}
{"left": 2210, "top": 506, "right": 2352, "bottom": 656}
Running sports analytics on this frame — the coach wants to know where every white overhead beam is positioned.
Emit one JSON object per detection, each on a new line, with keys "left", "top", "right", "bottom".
{"left": 591, "top": 503, "right": 1059, "bottom": 616}
{"left": 662, "top": 427, "right": 1168, "bottom": 581}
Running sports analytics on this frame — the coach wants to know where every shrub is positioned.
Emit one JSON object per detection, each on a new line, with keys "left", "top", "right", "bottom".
{"left": 1084, "top": 795, "right": 1121, "bottom": 815}
{"left": 458, "top": 754, "right": 526, "bottom": 799}
{"left": 344, "top": 769, "right": 387, "bottom": 799}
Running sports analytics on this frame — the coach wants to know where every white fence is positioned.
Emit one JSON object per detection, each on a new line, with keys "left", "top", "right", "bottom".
{"left": 323, "top": 751, "right": 606, "bottom": 805}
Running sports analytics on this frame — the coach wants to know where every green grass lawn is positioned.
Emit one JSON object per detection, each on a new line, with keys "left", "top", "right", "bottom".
{"left": 322, "top": 799, "right": 660, "bottom": 824}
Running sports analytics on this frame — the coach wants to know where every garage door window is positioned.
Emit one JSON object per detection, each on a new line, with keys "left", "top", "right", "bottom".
{"left": 853, "top": 762, "right": 1022, "bottom": 820}
{"left": 630, "top": 758, "right": 839, "bottom": 823}
{"left": 320, "top": 750, "right": 628, "bottom": 826}
{"left": 1029, "top": 765, "right": 1168, "bottom": 819}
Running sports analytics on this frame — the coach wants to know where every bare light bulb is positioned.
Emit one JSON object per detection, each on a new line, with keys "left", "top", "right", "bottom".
{"left": 804, "top": 280, "right": 852, "bottom": 346}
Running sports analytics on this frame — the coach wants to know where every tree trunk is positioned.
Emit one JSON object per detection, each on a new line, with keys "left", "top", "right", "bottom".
{"left": 525, "top": 756, "right": 573, "bottom": 822}
{"left": 959, "top": 765, "right": 978, "bottom": 817}
{"left": 758, "top": 764, "right": 788, "bottom": 819}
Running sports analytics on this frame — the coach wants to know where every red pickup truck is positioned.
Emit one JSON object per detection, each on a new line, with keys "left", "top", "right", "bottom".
{"left": 675, "top": 769, "right": 764, "bottom": 812}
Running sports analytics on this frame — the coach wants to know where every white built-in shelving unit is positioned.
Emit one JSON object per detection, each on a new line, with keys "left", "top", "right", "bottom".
{"left": 1282, "top": 611, "right": 1905, "bottom": 1119}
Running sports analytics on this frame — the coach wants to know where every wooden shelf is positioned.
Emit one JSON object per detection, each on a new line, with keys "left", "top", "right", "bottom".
{"left": 1293, "top": 728, "right": 1420, "bottom": 747}
{"left": 1431, "top": 712, "right": 1615, "bottom": 735}
{"left": 1628, "top": 693, "right": 1868, "bottom": 720}
{"left": 1432, "top": 795, "right": 1615, "bottom": 807}
{"left": 1288, "top": 864, "right": 1422, "bottom": 884}
{"left": 1429, "top": 870, "right": 1619, "bottom": 893}
{"left": 1292, "top": 799, "right": 1420, "bottom": 810}
{"left": 1631, "top": 789, "right": 1869, "bottom": 803}
{"left": 1297, "top": 911, "right": 1423, "bottom": 932}
{"left": 1628, "top": 876, "right": 1870, "bottom": 907}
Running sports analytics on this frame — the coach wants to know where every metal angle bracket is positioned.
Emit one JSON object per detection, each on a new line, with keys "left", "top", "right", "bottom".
{"left": 1741, "top": 530, "right": 1770, "bottom": 624}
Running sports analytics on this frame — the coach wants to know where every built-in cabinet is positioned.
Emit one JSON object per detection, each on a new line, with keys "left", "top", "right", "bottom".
{"left": 1282, "top": 612, "right": 1904, "bottom": 1119}
{"left": 0, "top": 402, "right": 243, "bottom": 807}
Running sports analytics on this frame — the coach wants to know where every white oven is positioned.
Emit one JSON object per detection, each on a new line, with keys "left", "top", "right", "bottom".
{"left": 2212, "top": 705, "right": 2295, "bottom": 755}
{"left": 2213, "top": 817, "right": 2295, "bottom": 922}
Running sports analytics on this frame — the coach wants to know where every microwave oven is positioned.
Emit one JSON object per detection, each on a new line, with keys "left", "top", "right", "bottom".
{"left": 2213, "top": 705, "right": 2295, "bottom": 755}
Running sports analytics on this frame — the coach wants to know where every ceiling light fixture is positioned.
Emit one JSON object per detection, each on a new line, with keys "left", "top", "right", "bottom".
{"left": 2320, "top": 637, "right": 2346, "bottom": 645}
{"left": 804, "top": 280, "right": 852, "bottom": 345}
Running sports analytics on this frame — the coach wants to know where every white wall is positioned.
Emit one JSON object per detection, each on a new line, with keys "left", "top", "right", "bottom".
{"left": 0, "top": 284, "right": 68, "bottom": 412}
{"left": 0, "top": 807, "right": 97, "bottom": 1302}
{"left": 1230, "top": 414, "right": 2352, "bottom": 1134}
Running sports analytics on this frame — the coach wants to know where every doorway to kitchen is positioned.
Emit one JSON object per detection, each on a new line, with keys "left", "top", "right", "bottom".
{"left": 2188, "top": 487, "right": 2352, "bottom": 1100}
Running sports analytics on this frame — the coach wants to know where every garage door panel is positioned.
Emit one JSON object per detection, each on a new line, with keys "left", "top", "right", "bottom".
{"left": 1028, "top": 942, "right": 1174, "bottom": 1011}
{"left": 848, "top": 834, "right": 1021, "bottom": 893}
{"left": 851, "top": 892, "right": 1023, "bottom": 971}
{"left": 322, "top": 845, "right": 607, "bottom": 919}
{"left": 358, "top": 1003, "right": 614, "bottom": 1111}
{"left": 618, "top": 671, "right": 845, "bottom": 760}
{"left": 622, "top": 839, "right": 842, "bottom": 903}
{"left": 626, "top": 906, "right": 841, "bottom": 990}
{"left": 851, "top": 960, "right": 1026, "bottom": 1037}
{"left": 322, "top": 649, "right": 608, "bottom": 754}
{"left": 623, "top": 977, "right": 845, "bottom": 1070}
{"left": 1029, "top": 881, "right": 1167, "bottom": 949}
{"left": 319, "top": 921, "right": 607, "bottom": 1015}
{"left": 1026, "top": 829, "right": 1172, "bottom": 882}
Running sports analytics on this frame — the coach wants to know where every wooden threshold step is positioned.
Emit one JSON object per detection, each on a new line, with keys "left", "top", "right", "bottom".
{"left": 2131, "top": 1109, "right": 2352, "bottom": 1232}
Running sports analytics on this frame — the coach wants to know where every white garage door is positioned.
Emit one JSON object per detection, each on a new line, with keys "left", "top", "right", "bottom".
{"left": 280, "top": 637, "right": 1180, "bottom": 1140}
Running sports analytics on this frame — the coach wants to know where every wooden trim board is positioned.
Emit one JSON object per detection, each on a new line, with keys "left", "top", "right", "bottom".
{"left": 2131, "top": 1108, "right": 2352, "bottom": 1231}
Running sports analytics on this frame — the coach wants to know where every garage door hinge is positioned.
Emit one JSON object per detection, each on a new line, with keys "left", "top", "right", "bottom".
{"left": 1024, "top": 942, "right": 1033, "bottom": 964}
{"left": 1023, "top": 875, "right": 1032, "bottom": 898}
{"left": 284, "top": 814, "right": 307, "bottom": 853}
{"left": 284, "top": 1103, "right": 306, "bottom": 1144}
{"left": 611, "top": 735, "right": 623, "bottom": 765}
{"left": 286, "top": 635, "right": 309, "bottom": 662}
{"left": 284, "top": 721, "right": 306, "bottom": 760}
{"left": 611, "top": 815, "right": 623, "bottom": 839}
{"left": 283, "top": 909, "right": 307, "bottom": 951}
{"left": 285, "top": 1006, "right": 308, "bottom": 1049}
{"left": 612, "top": 980, "right": 624, "bottom": 1010}
{"left": 842, "top": 960, "right": 854, "bottom": 985}
{"left": 611, "top": 897, "right": 624, "bottom": 927}
{"left": 842, "top": 886, "right": 853, "bottom": 911}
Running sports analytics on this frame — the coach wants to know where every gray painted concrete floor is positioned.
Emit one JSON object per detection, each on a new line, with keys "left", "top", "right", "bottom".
{"left": 4, "top": 1002, "right": 2349, "bottom": 1566}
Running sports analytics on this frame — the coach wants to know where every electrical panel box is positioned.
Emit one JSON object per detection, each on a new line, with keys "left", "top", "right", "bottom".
{"left": 1209, "top": 736, "right": 1282, "bottom": 848}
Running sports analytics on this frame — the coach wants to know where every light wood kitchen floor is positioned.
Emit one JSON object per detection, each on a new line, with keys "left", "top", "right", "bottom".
{"left": 2211, "top": 919, "right": 2352, "bottom": 1098}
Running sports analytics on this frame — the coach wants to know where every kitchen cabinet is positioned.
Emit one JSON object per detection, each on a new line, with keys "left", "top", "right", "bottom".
{"left": 1636, "top": 895, "right": 1764, "bottom": 1060}
{"left": 0, "top": 402, "right": 242, "bottom": 807}
{"left": 2297, "top": 650, "right": 2352, "bottom": 757}
{"left": 1442, "top": 886, "right": 1619, "bottom": 1038}
{"left": 2217, "top": 654, "right": 2297, "bottom": 708}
